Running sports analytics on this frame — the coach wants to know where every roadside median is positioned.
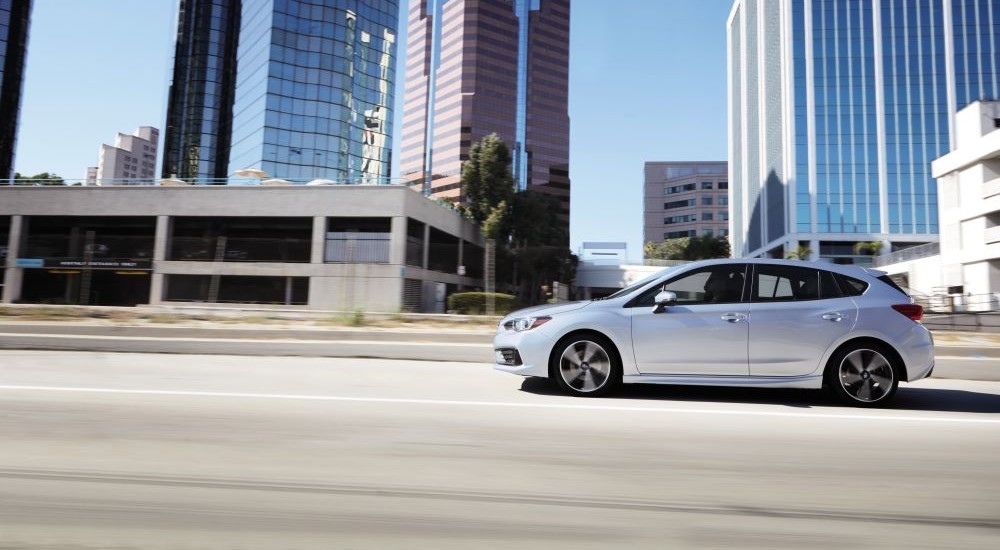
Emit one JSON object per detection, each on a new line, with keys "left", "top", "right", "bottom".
{"left": 0, "top": 305, "right": 998, "bottom": 380}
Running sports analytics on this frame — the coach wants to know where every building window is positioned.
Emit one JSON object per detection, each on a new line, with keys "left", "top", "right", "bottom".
{"left": 702, "top": 197, "right": 713, "bottom": 206}
{"left": 664, "top": 199, "right": 696, "bottom": 210}
{"left": 719, "top": 196, "right": 729, "bottom": 206}
{"left": 720, "top": 212, "right": 729, "bottom": 221}
{"left": 702, "top": 212, "right": 713, "bottom": 221}
{"left": 664, "top": 183, "right": 697, "bottom": 195}
{"left": 664, "top": 214, "right": 697, "bottom": 225}
{"left": 702, "top": 182, "right": 713, "bottom": 189}
{"left": 718, "top": 182, "right": 729, "bottom": 190}
{"left": 165, "top": 275, "right": 309, "bottom": 305}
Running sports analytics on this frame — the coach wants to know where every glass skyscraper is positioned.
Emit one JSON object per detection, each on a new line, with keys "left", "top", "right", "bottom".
{"left": 0, "top": 0, "right": 31, "bottom": 181}
{"left": 162, "top": 0, "right": 241, "bottom": 182}
{"left": 162, "top": 0, "right": 398, "bottom": 184}
{"left": 728, "top": 0, "right": 1000, "bottom": 262}
{"left": 398, "top": 0, "right": 571, "bottom": 224}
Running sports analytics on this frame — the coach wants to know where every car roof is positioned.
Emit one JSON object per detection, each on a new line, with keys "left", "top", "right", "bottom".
{"left": 681, "top": 258, "right": 885, "bottom": 278}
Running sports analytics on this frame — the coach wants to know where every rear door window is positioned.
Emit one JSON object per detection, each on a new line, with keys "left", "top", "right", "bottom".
{"left": 752, "top": 265, "right": 827, "bottom": 302}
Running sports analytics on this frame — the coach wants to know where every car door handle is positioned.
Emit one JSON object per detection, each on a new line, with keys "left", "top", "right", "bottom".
{"left": 721, "top": 313, "right": 747, "bottom": 323}
{"left": 821, "top": 312, "right": 844, "bottom": 322}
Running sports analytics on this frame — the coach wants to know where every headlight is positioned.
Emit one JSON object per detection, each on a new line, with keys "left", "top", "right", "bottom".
{"left": 505, "top": 316, "right": 551, "bottom": 332}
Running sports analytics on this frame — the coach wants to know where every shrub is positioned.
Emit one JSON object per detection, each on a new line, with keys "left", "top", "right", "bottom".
{"left": 447, "top": 292, "right": 517, "bottom": 315}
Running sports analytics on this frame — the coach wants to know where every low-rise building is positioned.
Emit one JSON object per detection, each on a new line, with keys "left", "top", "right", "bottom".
{"left": 1, "top": 184, "right": 484, "bottom": 313}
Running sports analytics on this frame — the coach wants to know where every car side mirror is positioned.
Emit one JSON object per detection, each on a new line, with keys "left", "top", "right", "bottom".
{"left": 652, "top": 290, "right": 677, "bottom": 314}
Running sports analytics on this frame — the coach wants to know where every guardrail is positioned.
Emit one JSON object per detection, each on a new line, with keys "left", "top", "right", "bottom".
{"left": 914, "top": 292, "right": 1000, "bottom": 314}
{"left": 922, "top": 312, "right": 1000, "bottom": 332}
{"left": 872, "top": 242, "right": 940, "bottom": 267}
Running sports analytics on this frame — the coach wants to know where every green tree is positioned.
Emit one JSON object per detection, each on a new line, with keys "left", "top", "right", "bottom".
{"left": 645, "top": 238, "right": 689, "bottom": 260}
{"left": 14, "top": 172, "right": 65, "bottom": 186}
{"left": 481, "top": 199, "right": 509, "bottom": 242}
{"left": 853, "top": 240, "right": 882, "bottom": 255}
{"left": 461, "top": 134, "right": 575, "bottom": 305}
{"left": 645, "top": 236, "right": 729, "bottom": 261}
{"left": 510, "top": 190, "right": 567, "bottom": 248}
{"left": 508, "top": 190, "right": 574, "bottom": 304}
{"left": 683, "top": 235, "right": 730, "bottom": 260}
{"left": 513, "top": 245, "right": 578, "bottom": 305}
{"left": 461, "top": 133, "right": 514, "bottom": 240}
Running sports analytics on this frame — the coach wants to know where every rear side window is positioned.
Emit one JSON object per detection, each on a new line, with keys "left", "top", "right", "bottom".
{"left": 834, "top": 273, "right": 869, "bottom": 296}
{"left": 876, "top": 274, "right": 910, "bottom": 297}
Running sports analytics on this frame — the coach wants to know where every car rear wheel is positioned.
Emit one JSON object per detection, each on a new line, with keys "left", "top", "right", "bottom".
{"left": 826, "top": 342, "right": 899, "bottom": 407}
{"left": 551, "top": 334, "right": 621, "bottom": 397}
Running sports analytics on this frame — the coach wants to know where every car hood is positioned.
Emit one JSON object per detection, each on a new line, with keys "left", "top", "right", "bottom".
{"left": 504, "top": 300, "right": 592, "bottom": 320}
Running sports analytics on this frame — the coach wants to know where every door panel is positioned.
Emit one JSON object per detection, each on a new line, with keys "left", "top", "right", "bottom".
{"left": 747, "top": 265, "right": 857, "bottom": 377}
{"left": 629, "top": 264, "right": 749, "bottom": 376}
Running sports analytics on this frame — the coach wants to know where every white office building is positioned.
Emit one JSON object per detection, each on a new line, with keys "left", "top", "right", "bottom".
{"left": 877, "top": 100, "right": 1000, "bottom": 312}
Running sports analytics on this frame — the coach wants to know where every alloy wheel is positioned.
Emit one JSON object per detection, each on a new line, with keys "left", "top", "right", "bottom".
{"left": 559, "top": 340, "right": 612, "bottom": 393}
{"left": 838, "top": 348, "right": 895, "bottom": 403}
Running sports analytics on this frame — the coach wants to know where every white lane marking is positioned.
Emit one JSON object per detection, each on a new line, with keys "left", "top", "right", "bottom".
{"left": 0, "top": 333, "right": 481, "bottom": 347}
{"left": 1, "top": 384, "right": 998, "bottom": 424}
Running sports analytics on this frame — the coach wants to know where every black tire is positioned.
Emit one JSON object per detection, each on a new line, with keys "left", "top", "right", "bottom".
{"left": 550, "top": 333, "right": 622, "bottom": 397}
{"left": 826, "top": 342, "right": 900, "bottom": 407}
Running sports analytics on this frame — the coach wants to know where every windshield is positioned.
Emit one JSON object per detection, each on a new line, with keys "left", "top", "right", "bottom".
{"left": 596, "top": 266, "right": 677, "bottom": 300}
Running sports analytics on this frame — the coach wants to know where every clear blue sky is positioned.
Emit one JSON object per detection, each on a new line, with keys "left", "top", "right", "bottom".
{"left": 14, "top": 0, "right": 732, "bottom": 263}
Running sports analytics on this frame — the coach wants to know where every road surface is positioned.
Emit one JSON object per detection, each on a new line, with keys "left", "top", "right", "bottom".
{"left": 1, "top": 350, "right": 998, "bottom": 548}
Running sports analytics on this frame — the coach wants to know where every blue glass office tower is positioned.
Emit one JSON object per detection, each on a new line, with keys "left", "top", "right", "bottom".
{"left": 728, "top": 0, "right": 1000, "bottom": 262}
{"left": 0, "top": 0, "right": 31, "bottom": 181}
{"left": 163, "top": 0, "right": 398, "bottom": 184}
{"left": 229, "top": 0, "right": 398, "bottom": 183}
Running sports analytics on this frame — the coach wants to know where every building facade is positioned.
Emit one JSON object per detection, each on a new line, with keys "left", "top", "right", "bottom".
{"left": 644, "top": 161, "right": 730, "bottom": 245}
{"left": 933, "top": 100, "right": 1000, "bottom": 308}
{"left": 0, "top": 0, "right": 31, "bottom": 181}
{"left": 728, "top": 0, "right": 1000, "bottom": 263}
{"left": 88, "top": 127, "right": 160, "bottom": 185}
{"left": 1, "top": 185, "right": 484, "bottom": 312}
{"left": 398, "top": 0, "right": 571, "bottom": 228}
{"left": 161, "top": 0, "right": 242, "bottom": 182}
{"left": 161, "top": 0, "right": 399, "bottom": 184}
{"left": 873, "top": 100, "right": 1000, "bottom": 312}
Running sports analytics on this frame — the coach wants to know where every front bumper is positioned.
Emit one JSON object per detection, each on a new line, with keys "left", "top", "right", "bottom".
{"left": 492, "top": 328, "right": 553, "bottom": 377}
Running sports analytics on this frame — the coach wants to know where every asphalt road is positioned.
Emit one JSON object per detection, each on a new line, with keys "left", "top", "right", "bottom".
{"left": 1, "top": 351, "right": 999, "bottom": 549}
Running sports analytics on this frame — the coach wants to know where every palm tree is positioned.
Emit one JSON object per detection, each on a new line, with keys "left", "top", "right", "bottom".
{"left": 785, "top": 244, "right": 812, "bottom": 260}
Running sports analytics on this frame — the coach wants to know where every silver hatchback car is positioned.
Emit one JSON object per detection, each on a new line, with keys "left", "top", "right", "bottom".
{"left": 494, "top": 258, "right": 934, "bottom": 407}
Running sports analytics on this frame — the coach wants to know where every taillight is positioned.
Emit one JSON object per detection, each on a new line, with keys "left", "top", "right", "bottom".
{"left": 891, "top": 303, "right": 923, "bottom": 322}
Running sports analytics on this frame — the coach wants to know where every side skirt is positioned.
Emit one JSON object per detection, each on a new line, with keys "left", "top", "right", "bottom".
{"left": 622, "top": 374, "right": 823, "bottom": 389}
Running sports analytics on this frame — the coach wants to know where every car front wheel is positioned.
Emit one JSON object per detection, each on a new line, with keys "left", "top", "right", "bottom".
{"left": 551, "top": 334, "right": 621, "bottom": 397}
{"left": 826, "top": 342, "right": 900, "bottom": 407}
